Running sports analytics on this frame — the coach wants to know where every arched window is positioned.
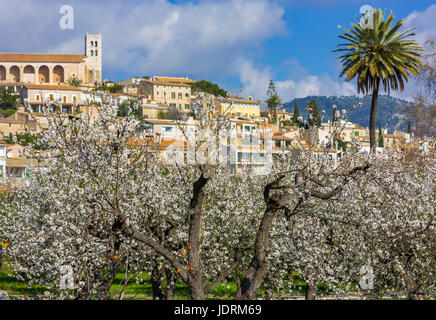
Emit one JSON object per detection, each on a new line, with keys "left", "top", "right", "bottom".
{"left": 53, "top": 65, "right": 64, "bottom": 83}
{"left": 95, "top": 41, "right": 98, "bottom": 47}
{"left": 91, "top": 50, "right": 94, "bottom": 56}
{"left": 0, "top": 65, "right": 8, "bottom": 81}
{"left": 95, "top": 50, "right": 98, "bottom": 56}
{"left": 91, "top": 41, "right": 94, "bottom": 46}
{"left": 9, "top": 66, "right": 20, "bottom": 82}
{"left": 38, "top": 66, "right": 50, "bottom": 83}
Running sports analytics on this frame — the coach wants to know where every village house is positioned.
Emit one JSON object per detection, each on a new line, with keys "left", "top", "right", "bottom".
{"left": 19, "top": 83, "right": 82, "bottom": 114}
{"left": 137, "top": 77, "right": 193, "bottom": 112}
{"left": 136, "top": 119, "right": 196, "bottom": 141}
{"left": 220, "top": 95, "right": 261, "bottom": 118}
{"left": 260, "top": 109, "right": 294, "bottom": 125}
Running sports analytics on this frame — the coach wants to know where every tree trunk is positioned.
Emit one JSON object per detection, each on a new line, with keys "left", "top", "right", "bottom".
{"left": 369, "top": 78, "right": 380, "bottom": 151}
{"left": 151, "top": 259, "right": 164, "bottom": 301}
{"left": 187, "top": 173, "right": 208, "bottom": 300}
{"left": 98, "top": 262, "right": 122, "bottom": 300}
{"left": 236, "top": 208, "right": 280, "bottom": 300}
{"left": 164, "top": 270, "right": 176, "bottom": 300}
{"left": 404, "top": 262, "right": 419, "bottom": 300}
{"left": 305, "top": 283, "right": 317, "bottom": 300}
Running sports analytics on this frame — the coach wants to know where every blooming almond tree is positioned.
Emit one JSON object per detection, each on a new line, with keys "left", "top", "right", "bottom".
{"left": 339, "top": 150, "right": 436, "bottom": 299}
{"left": 1, "top": 96, "right": 266, "bottom": 300}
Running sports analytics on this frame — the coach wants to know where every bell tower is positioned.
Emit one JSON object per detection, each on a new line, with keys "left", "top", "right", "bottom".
{"left": 85, "top": 33, "right": 102, "bottom": 84}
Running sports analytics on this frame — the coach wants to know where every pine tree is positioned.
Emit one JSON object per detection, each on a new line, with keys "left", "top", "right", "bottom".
{"left": 292, "top": 102, "right": 301, "bottom": 126}
{"left": 265, "top": 80, "right": 281, "bottom": 124}
{"left": 378, "top": 122, "right": 384, "bottom": 148}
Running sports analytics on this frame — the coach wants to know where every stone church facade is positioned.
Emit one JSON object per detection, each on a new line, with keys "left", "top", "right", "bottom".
{"left": 0, "top": 33, "right": 102, "bottom": 86}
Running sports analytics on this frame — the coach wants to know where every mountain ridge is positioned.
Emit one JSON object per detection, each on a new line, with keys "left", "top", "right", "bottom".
{"left": 282, "top": 95, "right": 412, "bottom": 133}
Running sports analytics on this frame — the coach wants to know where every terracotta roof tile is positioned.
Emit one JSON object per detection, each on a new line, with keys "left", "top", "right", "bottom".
{"left": 223, "top": 99, "right": 260, "bottom": 105}
{"left": 154, "top": 76, "right": 196, "bottom": 83}
{"left": 23, "top": 84, "right": 81, "bottom": 91}
{"left": 141, "top": 79, "right": 191, "bottom": 87}
{"left": 0, "top": 53, "right": 86, "bottom": 63}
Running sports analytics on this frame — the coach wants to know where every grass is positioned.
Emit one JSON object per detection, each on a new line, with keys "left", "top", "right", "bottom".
{"left": 0, "top": 261, "right": 332, "bottom": 300}
{"left": 0, "top": 262, "right": 46, "bottom": 297}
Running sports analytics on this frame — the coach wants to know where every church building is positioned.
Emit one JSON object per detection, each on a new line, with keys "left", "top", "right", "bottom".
{"left": 0, "top": 33, "right": 102, "bottom": 86}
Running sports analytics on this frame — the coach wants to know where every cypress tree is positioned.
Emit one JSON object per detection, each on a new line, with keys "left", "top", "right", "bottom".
{"left": 407, "top": 121, "right": 412, "bottom": 134}
{"left": 378, "top": 122, "right": 384, "bottom": 148}
{"left": 292, "top": 101, "right": 301, "bottom": 126}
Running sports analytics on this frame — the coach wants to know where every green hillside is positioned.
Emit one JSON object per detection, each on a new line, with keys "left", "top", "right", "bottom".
{"left": 283, "top": 95, "right": 412, "bottom": 132}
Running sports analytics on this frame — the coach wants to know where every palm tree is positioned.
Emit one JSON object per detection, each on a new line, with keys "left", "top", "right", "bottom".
{"left": 335, "top": 8, "right": 423, "bottom": 150}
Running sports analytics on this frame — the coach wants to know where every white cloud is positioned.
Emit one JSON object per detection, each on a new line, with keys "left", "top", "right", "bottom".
{"left": 404, "top": 4, "right": 436, "bottom": 45}
{"left": 392, "top": 4, "right": 436, "bottom": 101}
{"left": 0, "top": 0, "right": 286, "bottom": 80}
{"left": 237, "top": 60, "right": 356, "bottom": 103}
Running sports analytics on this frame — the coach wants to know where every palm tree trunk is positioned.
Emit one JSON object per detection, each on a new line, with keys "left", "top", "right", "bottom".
{"left": 369, "top": 78, "right": 380, "bottom": 151}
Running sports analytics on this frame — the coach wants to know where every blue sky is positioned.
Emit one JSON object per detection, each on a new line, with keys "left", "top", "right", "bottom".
{"left": 0, "top": 0, "right": 435, "bottom": 102}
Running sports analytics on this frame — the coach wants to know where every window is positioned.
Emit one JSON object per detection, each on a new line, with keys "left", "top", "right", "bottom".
{"left": 185, "top": 104, "right": 190, "bottom": 109}
{"left": 179, "top": 104, "right": 182, "bottom": 109}
{"left": 163, "top": 126, "right": 173, "bottom": 133}
{"left": 185, "top": 93, "right": 189, "bottom": 97}
{"left": 238, "top": 152, "right": 250, "bottom": 162}
{"left": 49, "top": 94, "right": 54, "bottom": 101}
{"left": 156, "top": 91, "right": 159, "bottom": 95}
{"left": 91, "top": 41, "right": 94, "bottom": 46}
{"left": 244, "top": 126, "right": 250, "bottom": 132}
{"left": 63, "top": 96, "right": 67, "bottom": 104}
{"left": 35, "top": 95, "right": 40, "bottom": 101}
{"left": 178, "top": 93, "right": 182, "bottom": 99}
{"left": 95, "top": 41, "right": 98, "bottom": 47}
{"left": 171, "top": 92, "right": 176, "bottom": 99}
{"left": 355, "top": 131, "right": 359, "bottom": 137}
{"left": 95, "top": 50, "right": 98, "bottom": 56}
{"left": 91, "top": 50, "right": 94, "bottom": 56}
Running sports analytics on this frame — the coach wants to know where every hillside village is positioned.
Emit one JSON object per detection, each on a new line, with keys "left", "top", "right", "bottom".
{"left": 0, "top": 33, "right": 434, "bottom": 185}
